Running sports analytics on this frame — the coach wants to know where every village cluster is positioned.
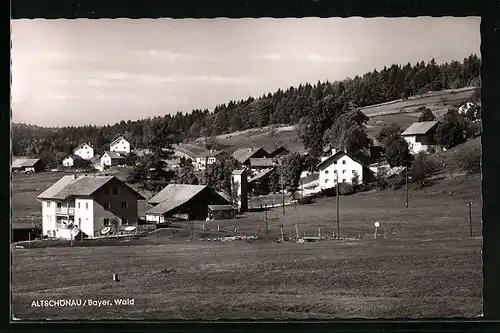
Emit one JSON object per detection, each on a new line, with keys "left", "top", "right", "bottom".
{"left": 11, "top": 102, "right": 477, "bottom": 243}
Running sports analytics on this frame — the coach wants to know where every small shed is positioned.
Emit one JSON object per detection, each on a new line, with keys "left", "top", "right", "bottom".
{"left": 12, "top": 158, "right": 44, "bottom": 173}
{"left": 208, "top": 205, "right": 237, "bottom": 220}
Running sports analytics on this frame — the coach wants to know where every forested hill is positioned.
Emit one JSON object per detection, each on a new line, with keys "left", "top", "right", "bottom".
{"left": 13, "top": 54, "right": 480, "bottom": 165}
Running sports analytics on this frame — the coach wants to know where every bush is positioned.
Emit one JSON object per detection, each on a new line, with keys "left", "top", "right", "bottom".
{"left": 453, "top": 145, "right": 481, "bottom": 174}
{"left": 298, "top": 196, "right": 314, "bottom": 205}
{"left": 410, "top": 153, "right": 438, "bottom": 188}
{"left": 387, "top": 174, "right": 406, "bottom": 190}
{"left": 338, "top": 183, "right": 355, "bottom": 195}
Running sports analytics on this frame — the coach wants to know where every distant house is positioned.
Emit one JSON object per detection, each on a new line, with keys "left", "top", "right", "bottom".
{"left": 268, "top": 146, "right": 290, "bottom": 158}
{"left": 195, "top": 149, "right": 228, "bottom": 171}
{"left": 401, "top": 121, "right": 440, "bottom": 155}
{"left": 12, "top": 158, "right": 44, "bottom": 173}
{"left": 62, "top": 155, "right": 86, "bottom": 168}
{"left": 100, "top": 151, "right": 127, "bottom": 168}
{"left": 73, "top": 143, "right": 94, "bottom": 160}
{"left": 36, "top": 174, "right": 145, "bottom": 239}
{"left": 368, "top": 160, "right": 391, "bottom": 176}
{"left": 109, "top": 136, "right": 131, "bottom": 155}
{"left": 145, "top": 184, "right": 232, "bottom": 223}
{"left": 249, "top": 158, "right": 276, "bottom": 176}
{"left": 90, "top": 156, "right": 103, "bottom": 171}
{"left": 248, "top": 167, "right": 275, "bottom": 195}
{"left": 231, "top": 147, "right": 269, "bottom": 166}
{"left": 317, "top": 148, "right": 374, "bottom": 190}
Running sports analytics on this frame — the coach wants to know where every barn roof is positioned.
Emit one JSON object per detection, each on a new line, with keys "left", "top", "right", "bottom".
{"left": 146, "top": 184, "right": 230, "bottom": 216}
{"left": 249, "top": 158, "right": 275, "bottom": 168}
{"left": 37, "top": 175, "right": 145, "bottom": 200}
{"left": 401, "top": 121, "right": 439, "bottom": 136}
{"left": 12, "top": 158, "right": 41, "bottom": 168}
{"left": 248, "top": 168, "right": 275, "bottom": 183}
{"left": 217, "top": 191, "right": 232, "bottom": 203}
{"left": 231, "top": 147, "right": 268, "bottom": 164}
{"left": 208, "top": 205, "right": 237, "bottom": 211}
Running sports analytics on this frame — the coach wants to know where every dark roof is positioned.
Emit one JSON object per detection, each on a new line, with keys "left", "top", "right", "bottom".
{"left": 208, "top": 205, "right": 237, "bottom": 211}
{"left": 102, "top": 151, "right": 126, "bottom": 159}
{"left": 268, "top": 146, "right": 290, "bottom": 157}
{"left": 231, "top": 147, "right": 268, "bottom": 164}
{"left": 64, "top": 155, "right": 83, "bottom": 161}
{"left": 401, "top": 121, "right": 439, "bottom": 136}
{"left": 317, "top": 150, "right": 367, "bottom": 170}
{"left": 250, "top": 158, "right": 275, "bottom": 168}
{"left": 37, "top": 175, "right": 145, "bottom": 200}
{"left": 12, "top": 158, "right": 41, "bottom": 168}
{"left": 198, "top": 150, "right": 227, "bottom": 158}
{"left": 109, "top": 136, "right": 128, "bottom": 147}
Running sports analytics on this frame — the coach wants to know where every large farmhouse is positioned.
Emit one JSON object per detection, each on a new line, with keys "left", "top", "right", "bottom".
{"left": 37, "top": 174, "right": 145, "bottom": 239}
{"left": 109, "top": 136, "right": 131, "bottom": 155}
{"left": 12, "top": 158, "right": 44, "bottom": 173}
{"left": 73, "top": 143, "right": 94, "bottom": 160}
{"left": 195, "top": 149, "right": 228, "bottom": 171}
{"left": 401, "top": 121, "right": 440, "bottom": 154}
{"left": 317, "top": 148, "right": 374, "bottom": 190}
{"left": 145, "top": 184, "right": 232, "bottom": 223}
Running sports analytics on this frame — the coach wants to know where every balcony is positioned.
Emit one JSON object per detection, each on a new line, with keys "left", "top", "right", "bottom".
{"left": 55, "top": 207, "right": 75, "bottom": 216}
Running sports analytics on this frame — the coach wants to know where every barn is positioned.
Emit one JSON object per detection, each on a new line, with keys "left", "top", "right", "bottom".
{"left": 12, "top": 158, "right": 44, "bottom": 173}
{"left": 145, "top": 184, "right": 232, "bottom": 223}
{"left": 208, "top": 205, "right": 238, "bottom": 220}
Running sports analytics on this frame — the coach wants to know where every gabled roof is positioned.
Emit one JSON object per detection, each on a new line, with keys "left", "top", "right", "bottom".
{"left": 102, "top": 151, "right": 126, "bottom": 159}
{"left": 198, "top": 150, "right": 227, "bottom": 158}
{"left": 249, "top": 158, "right": 275, "bottom": 168}
{"left": 146, "top": 184, "right": 229, "bottom": 215}
{"left": 109, "top": 136, "right": 129, "bottom": 147}
{"left": 317, "top": 150, "right": 366, "bottom": 170}
{"left": 64, "top": 154, "right": 83, "bottom": 161}
{"left": 401, "top": 121, "right": 439, "bottom": 136}
{"left": 208, "top": 205, "right": 237, "bottom": 211}
{"left": 248, "top": 168, "right": 275, "bottom": 183}
{"left": 37, "top": 175, "right": 145, "bottom": 201}
{"left": 12, "top": 158, "right": 41, "bottom": 168}
{"left": 73, "top": 142, "right": 92, "bottom": 153}
{"left": 216, "top": 191, "right": 232, "bottom": 203}
{"left": 268, "top": 146, "right": 290, "bottom": 157}
{"left": 231, "top": 147, "right": 268, "bottom": 164}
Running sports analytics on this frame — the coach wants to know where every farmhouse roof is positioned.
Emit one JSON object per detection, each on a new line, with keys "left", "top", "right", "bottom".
{"left": 12, "top": 158, "right": 41, "bottom": 168}
{"left": 146, "top": 184, "right": 229, "bottom": 215}
{"left": 316, "top": 150, "right": 367, "bottom": 170}
{"left": 109, "top": 136, "right": 128, "bottom": 147}
{"left": 208, "top": 205, "right": 237, "bottom": 211}
{"left": 72, "top": 142, "right": 92, "bottom": 153}
{"left": 401, "top": 121, "right": 439, "bottom": 136}
{"left": 268, "top": 146, "right": 290, "bottom": 156}
{"left": 102, "top": 151, "right": 126, "bottom": 159}
{"left": 249, "top": 158, "right": 275, "bottom": 168}
{"left": 198, "top": 150, "right": 227, "bottom": 158}
{"left": 37, "top": 175, "right": 145, "bottom": 201}
{"left": 231, "top": 147, "right": 268, "bottom": 164}
{"left": 248, "top": 168, "right": 275, "bottom": 183}
{"left": 217, "top": 191, "right": 232, "bottom": 203}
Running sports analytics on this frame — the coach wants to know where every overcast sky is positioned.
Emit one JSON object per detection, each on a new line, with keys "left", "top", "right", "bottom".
{"left": 11, "top": 17, "right": 480, "bottom": 127}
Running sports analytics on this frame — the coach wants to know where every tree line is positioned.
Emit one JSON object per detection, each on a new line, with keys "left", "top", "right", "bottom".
{"left": 12, "top": 54, "right": 480, "bottom": 166}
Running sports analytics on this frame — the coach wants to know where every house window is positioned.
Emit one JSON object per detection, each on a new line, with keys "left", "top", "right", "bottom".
{"left": 78, "top": 202, "right": 81, "bottom": 209}
{"left": 325, "top": 170, "right": 329, "bottom": 174}
{"left": 342, "top": 179, "right": 346, "bottom": 183}
{"left": 334, "top": 170, "right": 337, "bottom": 174}
{"left": 342, "top": 160, "right": 346, "bottom": 164}
{"left": 122, "top": 218, "right": 128, "bottom": 225}
{"left": 104, "top": 188, "right": 110, "bottom": 195}
{"left": 103, "top": 202, "right": 110, "bottom": 210}
{"left": 352, "top": 170, "right": 356, "bottom": 174}
{"left": 103, "top": 218, "right": 110, "bottom": 226}
{"left": 342, "top": 170, "right": 346, "bottom": 174}
{"left": 121, "top": 202, "right": 128, "bottom": 209}
{"left": 46, "top": 202, "right": 51, "bottom": 208}
{"left": 85, "top": 202, "right": 89, "bottom": 210}
{"left": 113, "top": 188, "right": 119, "bottom": 195}
{"left": 325, "top": 179, "right": 329, "bottom": 183}
{"left": 57, "top": 202, "right": 61, "bottom": 208}
{"left": 333, "top": 161, "right": 337, "bottom": 165}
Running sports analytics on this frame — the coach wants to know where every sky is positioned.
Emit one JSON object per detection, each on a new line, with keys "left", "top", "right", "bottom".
{"left": 11, "top": 17, "right": 480, "bottom": 127}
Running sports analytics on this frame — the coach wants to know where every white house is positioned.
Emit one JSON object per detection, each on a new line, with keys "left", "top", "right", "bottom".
{"left": 37, "top": 174, "right": 145, "bottom": 239}
{"left": 195, "top": 150, "right": 228, "bottom": 171}
{"left": 401, "top": 121, "right": 440, "bottom": 155}
{"left": 317, "top": 148, "right": 373, "bottom": 190}
{"left": 109, "top": 136, "right": 131, "bottom": 155}
{"left": 73, "top": 143, "right": 94, "bottom": 160}
{"left": 100, "top": 151, "right": 127, "bottom": 168}
{"left": 62, "top": 155, "right": 85, "bottom": 168}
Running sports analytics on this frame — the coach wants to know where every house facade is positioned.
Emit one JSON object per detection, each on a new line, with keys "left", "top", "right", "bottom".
{"left": 317, "top": 149, "right": 373, "bottom": 190}
{"left": 73, "top": 143, "right": 94, "bottom": 160}
{"left": 37, "top": 175, "right": 145, "bottom": 239}
{"left": 401, "top": 121, "right": 440, "bottom": 155}
{"left": 109, "top": 136, "right": 131, "bottom": 155}
{"left": 100, "top": 151, "right": 126, "bottom": 167}
{"left": 195, "top": 150, "right": 228, "bottom": 171}
{"left": 62, "top": 155, "right": 86, "bottom": 168}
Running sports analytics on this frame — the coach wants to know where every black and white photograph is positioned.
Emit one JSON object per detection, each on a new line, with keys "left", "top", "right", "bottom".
{"left": 10, "top": 17, "right": 482, "bottom": 320}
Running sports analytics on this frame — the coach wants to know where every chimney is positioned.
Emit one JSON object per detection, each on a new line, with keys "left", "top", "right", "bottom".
{"left": 331, "top": 148, "right": 337, "bottom": 155}
{"left": 231, "top": 169, "right": 248, "bottom": 213}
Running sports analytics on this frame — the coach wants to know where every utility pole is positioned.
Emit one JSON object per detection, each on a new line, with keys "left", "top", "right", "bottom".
{"left": 468, "top": 201, "right": 473, "bottom": 238}
{"left": 336, "top": 173, "right": 340, "bottom": 240}
{"left": 301, "top": 180, "right": 304, "bottom": 199}
{"left": 281, "top": 159, "right": 285, "bottom": 215}
{"left": 265, "top": 206, "right": 269, "bottom": 236}
{"left": 405, "top": 166, "right": 409, "bottom": 208}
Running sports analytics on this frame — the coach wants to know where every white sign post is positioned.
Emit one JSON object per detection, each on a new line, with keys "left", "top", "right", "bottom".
{"left": 374, "top": 221, "right": 380, "bottom": 239}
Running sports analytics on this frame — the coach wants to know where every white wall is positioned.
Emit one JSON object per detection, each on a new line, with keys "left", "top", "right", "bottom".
{"left": 404, "top": 136, "right": 433, "bottom": 155}
{"left": 319, "top": 154, "right": 364, "bottom": 190}
{"left": 74, "top": 144, "right": 94, "bottom": 160}
{"left": 74, "top": 198, "right": 95, "bottom": 238}
{"left": 42, "top": 200, "right": 56, "bottom": 237}
{"left": 146, "top": 214, "right": 166, "bottom": 223}
{"left": 62, "top": 157, "right": 74, "bottom": 167}
{"left": 110, "top": 139, "right": 130, "bottom": 154}
{"left": 101, "top": 153, "right": 112, "bottom": 167}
